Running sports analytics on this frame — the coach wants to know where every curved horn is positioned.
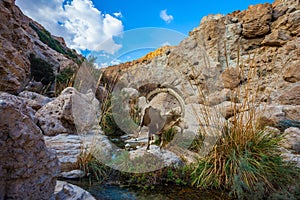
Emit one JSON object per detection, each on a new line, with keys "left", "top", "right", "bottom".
{"left": 146, "top": 88, "right": 186, "bottom": 117}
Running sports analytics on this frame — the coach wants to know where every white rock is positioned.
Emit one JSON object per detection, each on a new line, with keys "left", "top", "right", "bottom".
{"left": 54, "top": 181, "right": 96, "bottom": 200}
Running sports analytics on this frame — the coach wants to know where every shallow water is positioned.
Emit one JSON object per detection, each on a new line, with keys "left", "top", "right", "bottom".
{"left": 67, "top": 179, "right": 231, "bottom": 200}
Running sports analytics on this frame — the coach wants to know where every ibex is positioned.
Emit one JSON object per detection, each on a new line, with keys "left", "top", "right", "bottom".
{"left": 136, "top": 88, "right": 187, "bottom": 150}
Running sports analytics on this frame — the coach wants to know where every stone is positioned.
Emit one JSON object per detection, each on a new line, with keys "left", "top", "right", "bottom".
{"left": 257, "top": 105, "right": 286, "bottom": 127}
{"left": 54, "top": 181, "right": 96, "bottom": 200}
{"left": 283, "top": 60, "right": 300, "bottom": 83}
{"left": 281, "top": 152, "right": 300, "bottom": 168}
{"left": 282, "top": 127, "right": 300, "bottom": 153}
{"left": 272, "top": 0, "right": 299, "bottom": 20}
{"left": 0, "top": 93, "right": 59, "bottom": 200}
{"left": 277, "top": 84, "right": 300, "bottom": 105}
{"left": 242, "top": 3, "right": 272, "bottom": 38}
{"left": 129, "top": 145, "right": 183, "bottom": 168}
{"left": 221, "top": 67, "right": 241, "bottom": 89}
{"left": 60, "top": 170, "right": 85, "bottom": 179}
{"left": 217, "top": 101, "right": 243, "bottom": 119}
{"left": 44, "top": 132, "right": 113, "bottom": 172}
{"left": 18, "top": 90, "right": 53, "bottom": 111}
{"left": 262, "top": 29, "right": 292, "bottom": 47}
{"left": 282, "top": 105, "right": 300, "bottom": 121}
{"left": 35, "top": 87, "right": 100, "bottom": 136}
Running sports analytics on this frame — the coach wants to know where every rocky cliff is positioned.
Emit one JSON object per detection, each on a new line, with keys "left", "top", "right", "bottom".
{"left": 101, "top": 0, "right": 300, "bottom": 158}
{"left": 102, "top": 0, "right": 299, "bottom": 108}
{"left": 0, "top": 0, "right": 83, "bottom": 95}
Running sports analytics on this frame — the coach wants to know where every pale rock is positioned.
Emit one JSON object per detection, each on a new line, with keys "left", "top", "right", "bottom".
{"left": 282, "top": 105, "right": 300, "bottom": 121}
{"left": 283, "top": 60, "right": 300, "bottom": 83}
{"left": 60, "top": 170, "right": 85, "bottom": 179}
{"left": 129, "top": 145, "right": 183, "bottom": 168}
{"left": 0, "top": 93, "right": 59, "bottom": 200}
{"left": 54, "top": 181, "right": 96, "bottom": 200}
{"left": 282, "top": 127, "right": 300, "bottom": 153}
{"left": 35, "top": 87, "right": 100, "bottom": 136}
{"left": 45, "top": 132, "right": 113, "bottom": 172}
{"left": 18, "top": 90, "right": 53, "bottom": 111}
{"left": 277, "top": 84, "right": 300, "bottom": 105}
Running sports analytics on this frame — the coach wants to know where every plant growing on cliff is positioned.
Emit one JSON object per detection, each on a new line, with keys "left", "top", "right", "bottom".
{"left": 189, "top": 49, "right": 300, "bottom": 199}
{"left": 29, "top": 54, "right": 55, "bottom": 86}
{"left": 29, "top": 22, "right": 81, "bottom": 64}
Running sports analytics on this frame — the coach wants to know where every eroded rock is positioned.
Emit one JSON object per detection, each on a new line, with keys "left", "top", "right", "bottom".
{"left": 35, "top": 87, "right": 100, "bottom": 136}
{"left": 0, "top": 93, "right": 59, "bottom": 200}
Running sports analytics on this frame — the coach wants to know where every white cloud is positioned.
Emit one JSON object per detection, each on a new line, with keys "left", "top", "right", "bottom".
{"left": 160, "top": 9, "right": 173, "bottom": 24}
{"left": 113, "top": 12, "right": 122, "bottom": 18}
{"left": 16, "top": 0, "right": 123, "bottom": 54}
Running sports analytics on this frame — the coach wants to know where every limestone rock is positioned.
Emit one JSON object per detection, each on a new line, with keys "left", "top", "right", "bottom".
{"left": 262, "top": 29, "right": 292, "bottom": 46}
{"left": 18, "top": 90, "right": 53, "bottom": 111}
{"left": 60, "top": 170, "right": 85, "bottom": 179}
{"left": 35, "top": 87, "right": 100, "bottom": 136}
{"left": 45, "top": 132, "right": 113, "bottom": 172}
{"left": 44, "top": 134, "right": 82, "bottom": 172}
{"left": 282, "top": 105, "right": 300, "bottom": 121}
{"left": 282, "top": 127, "right": 300, "bottom": 153}
{"left": 0, "top": 0, "right": 81, "bottom": 94}
{"left": 221, "top": 67, "right": 241, "bottom": 89}
{"left": 242, "top": 3, "right": 272, "bottom": 38}
{"left": 283, "top": 60, "right": 300, "bottom": 83}
{"left": 54, "top": 181, "right": 96, "bottom": 200}
{"left": 277, "top": 84, "right": 300, "bottom": 105}
{"left": 0, "top": 93, "right": 59, "bottom": 200}
{"left": 129, "top": 145, "right": 183, "bottom": 168}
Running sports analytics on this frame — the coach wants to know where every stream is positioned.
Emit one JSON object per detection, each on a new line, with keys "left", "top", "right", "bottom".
{"left": 67, "top": 179, "right": 231, "bottom": 200}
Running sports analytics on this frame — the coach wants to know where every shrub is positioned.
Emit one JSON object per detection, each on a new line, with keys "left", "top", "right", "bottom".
{"left": 189, "top": 55, "right": 300, "bottom": 199}
{"left": 29, "top": 54, "right": 55, "bottom": 86}
{"left": 29, "top": 23, "right": 80, "bottom": 63}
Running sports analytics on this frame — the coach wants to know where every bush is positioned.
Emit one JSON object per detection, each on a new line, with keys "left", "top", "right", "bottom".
{"left": 190, "top": 64, "right": 300, "bottom": 199}
{"left": 29, "top": 23, "right": 80, "bottom": 63}
{"left": 29, "top": 54, "right": 55, "bottom": 86}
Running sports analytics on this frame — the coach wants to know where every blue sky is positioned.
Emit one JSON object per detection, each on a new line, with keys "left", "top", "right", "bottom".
{"left": 96, "top": 0, "right": 273, "bottom": 34}
{"left": 16, "top": 0, "right": 273, "bottom": 66}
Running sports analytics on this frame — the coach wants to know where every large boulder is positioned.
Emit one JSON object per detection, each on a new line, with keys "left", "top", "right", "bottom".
{"left": 44, "top": 132, "right": 113, "bottom": 173}
{"left": 0, "top": 92, "right": 59, "bottom": 200}
{"left": 35, "top": 87, "right": 100, "bottom": 136}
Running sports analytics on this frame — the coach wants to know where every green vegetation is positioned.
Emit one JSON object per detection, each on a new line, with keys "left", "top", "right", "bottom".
{"left": 29, "top": 22, "right": 80, "bottom": 63}
{"left": 78, "top": 150, "right": 112, "bottom": 184}
{"left": 188, "top": 53, "right": 300, "bottom": 199}
{"left": 29, "top": 53, "right": 55, "bottom": 86}
{"left": 55, "top": 67, "right": 76, "bottom": 95}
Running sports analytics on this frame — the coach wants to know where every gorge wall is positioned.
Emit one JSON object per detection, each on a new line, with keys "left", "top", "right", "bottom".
{"left": 0, "top": 0, "right": 82, "bottom": 95}
{"left": 102, "top": 0, "right": 299, "bottom": 108}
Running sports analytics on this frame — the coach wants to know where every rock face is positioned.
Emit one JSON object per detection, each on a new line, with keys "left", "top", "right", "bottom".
{"left": 102, "top": 0, "right": 299, "bottom": 118}
{"left": 35, "top": 87, "right": 100, "bottom": 136}
{"left": 0, "top": 0, "right": 82, "bottom": 95}
{"left": 0, "top": 92, "right": 59, "bottom": 200}
{"left": 100, "top": 0, "right": 300, "bottom": 162}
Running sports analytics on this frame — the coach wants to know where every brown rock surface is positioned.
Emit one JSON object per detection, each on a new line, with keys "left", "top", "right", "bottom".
{"left": 242, "top": 3, "right": 272, "bottom": 38}
{"left": 0, "top": 92, "right": 59, "bottom": 200}
{"left": 0, "top": 0, "right": 81, "bottom": 95}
